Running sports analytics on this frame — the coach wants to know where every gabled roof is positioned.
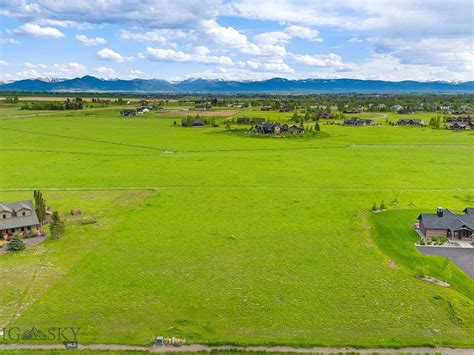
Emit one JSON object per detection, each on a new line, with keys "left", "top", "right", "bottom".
{"left": 418, "top": 208, "right": 474, "bottom": 232}
{"left": 0, "top": 200, "right": 40, "bottom": 231}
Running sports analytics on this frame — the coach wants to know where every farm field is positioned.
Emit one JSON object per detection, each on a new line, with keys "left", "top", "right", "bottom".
{"left": 0, "top": 104, "right": 473, "bottom": 348}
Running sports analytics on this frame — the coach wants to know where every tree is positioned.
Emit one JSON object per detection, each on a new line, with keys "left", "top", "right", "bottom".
{"left": 49, "top": 211, "right": 65, "bottom": 239}
{"left": 33, "top": 190, "right": 46, "bottom": 225}
{"left": 7, "top": 234, "right": 26, "bottom": 251}
{"left": 380, "top": 200, "right": 386, "bottom": 210}
{"left": 372, "top": 202, "right": 378, "bottom": 212}
{"left": 291, "top": 111, "right": 298, "bottom": 122}
{"left": 315, "top": 122, "right": 320, "bottom": 132}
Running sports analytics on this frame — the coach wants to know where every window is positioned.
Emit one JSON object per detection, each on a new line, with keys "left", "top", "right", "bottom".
{"left": 2, "top": 214, "right": 5, "bottom": 219}
{"left": 22, "top": 212, "right": 26, "bottom": 216}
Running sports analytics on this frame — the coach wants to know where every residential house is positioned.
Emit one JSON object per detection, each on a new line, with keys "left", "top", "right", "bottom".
{"left": 397, "top": 118, "right": 424, "bottom": 126}
{"left": 181, "top": 118, "right": 205, "bottom": 127}
{"left": 446, "top": 115, "right": 471, "bottom": 123}
{"left": 279, "top": 107, "right": 291, "bottom": 112}
{"left": 0, "top": 200, "right": 41, "bottom": 238}
{"left": 120, "top": 109, "right": 137, "bottom": 117}
{"left": 417, "top": 207, "right": 473, "bottom": 240}
{"left": 344, "top": 117, "right": 375, "bottom": 126}
{"left": 448, "top": 121, "right": 472, "bottom": 130}
{"left": 136, "top": 107, "right": 150, "bottom": 114}
{"left": 256, "top": 122, "right": 279, "bottom": 134}
{"left": 288, "top": 125, "right": 305, "bottom": 134}
{"left": 260, "top": 106, "right": 273, "bottom": 111}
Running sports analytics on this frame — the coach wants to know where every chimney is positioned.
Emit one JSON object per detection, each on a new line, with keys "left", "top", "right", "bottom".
{"left": 437, "top": 207, "right": 444, "bottom": 217}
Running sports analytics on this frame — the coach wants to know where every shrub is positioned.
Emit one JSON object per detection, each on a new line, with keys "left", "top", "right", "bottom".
{"left": 7, "top": 234, "right": 26, "bottom": 251}
{"left": 49, "top": 211, "right": 65, "bottom": 239}
{"left": 380, "top": 200, "right": 386, "bottom": 210}
{"left": 371, "top": 202, "right": 377, "bottom": 211}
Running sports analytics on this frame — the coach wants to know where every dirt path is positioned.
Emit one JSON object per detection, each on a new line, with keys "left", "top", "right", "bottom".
{"left": 0, "top": 343, "right": 473, "bottom": 354}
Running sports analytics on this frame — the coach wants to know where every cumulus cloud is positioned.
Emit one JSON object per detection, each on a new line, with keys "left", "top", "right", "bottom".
{"left": 284, "top": 25, "right": 321, "bottom": 41}
{"left": 139, "top": 47, "right": 232, "bottom": 65}
{"left": 97, "top": 48, "right": 132, "bottom": 63}
{"left": 292, "top": 53, "right": 348, "bottom": 70}
{"left": 93, "top": 66, "right": 116, "bottom": 78}
{"left": 0, "top": 0, "right": 221, "bottom": 28}
{"left": 50, "top": 62, "right": 87, "bottom": 77}
{"left": 76, "top": 34, "right": 106, "bottom": 46}
{"left": 8, "top": 23, "right": 64, "bottom": 38}
{"left": 120, "top": 29, "right": 189, "bottom": 47}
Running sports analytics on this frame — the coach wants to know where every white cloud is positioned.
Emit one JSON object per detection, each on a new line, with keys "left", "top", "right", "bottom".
{"left": 50, "top": 62, "right": 87, "bottom": 77}
{"left": 97, "top": 48, "right": 131, "bottom": 63}
{"left": 127, "top": 69, "right": 143, "bottom": 78}
{"left": 0, "top": 0, "right": 221, "bottom": 29}
{"left": 139, "top": 47, "right": 232, "bottom": 65}
{"left": 120, "top": 29, "right": 189, "bottom": 47}
{"left": 0, "top": 38, "right": 19, "bottom": 44}
{"left": 292, "top": 53, "right": 348, "bottom": 69}
{"left": 253, "top": 31, "right": 291, "bottom": 45}
{"left": 8, "top": 23, "right": 64, "bottom": 38}
{"left": 284, "top": 25, "right": 321, "bottom": 41}
{"left": 0, "top": 60, "right": 8, "bottom": 66}
{"left": 240, "top": 58, "right": 294, "bottom": 73}
{"left": 76, "top": 34, "right": 106, "bottom": 46}
{"left": 24, "top": 63, "right": 48, "bottom": 69}
{"left": 93, "top": 66, "right": 116, "bottom": 78}
{"left": 201, "top": 19, "right": 248, "bottom": 47}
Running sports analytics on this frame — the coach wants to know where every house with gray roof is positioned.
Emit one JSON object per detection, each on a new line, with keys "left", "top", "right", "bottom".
{"left": 0, "top": 200, "right": 41, "bottom": 238}
{"left": 417, "top": 207, "right": 473, "bottom": 240}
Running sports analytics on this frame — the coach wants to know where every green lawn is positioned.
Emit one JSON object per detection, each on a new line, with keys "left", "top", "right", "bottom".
{"left": 0, "top": 105, "right": 473, "bottom": 348}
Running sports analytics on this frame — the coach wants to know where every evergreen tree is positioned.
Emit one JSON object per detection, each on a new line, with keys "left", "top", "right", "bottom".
{"left": 7, "top": 234, "right": 25, "bottom": 251}
{"left": 49, "top": 211, "right": 65, "bottom": 239}
{"left": 33, "top": 190, "right": 46, "bottom": 225}
{"left": 380, "top": 200, "right": 386, "bottom": 210}
{"left": 315, "top": 122, "right": 321, "bottom": 132}
{"left": 372, "top": 202, "right": 378, "bottom": 212}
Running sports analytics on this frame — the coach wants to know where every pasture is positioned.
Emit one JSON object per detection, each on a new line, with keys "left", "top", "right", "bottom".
{"left": 0, "top": 104, "right": 473, "bottom": 348}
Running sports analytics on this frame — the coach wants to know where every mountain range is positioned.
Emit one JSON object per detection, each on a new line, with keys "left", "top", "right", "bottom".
{"left": 1, "top": 76, "right": 473, "bottom": 93}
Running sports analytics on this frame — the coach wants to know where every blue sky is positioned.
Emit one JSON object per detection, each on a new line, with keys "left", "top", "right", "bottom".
{"left": 0, "top": 0, "right": 472, "bottom": 82}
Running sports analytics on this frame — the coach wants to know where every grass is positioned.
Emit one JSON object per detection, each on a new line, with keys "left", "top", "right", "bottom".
{"left": 0, "top": 104, "right": 473, "bottom": 348}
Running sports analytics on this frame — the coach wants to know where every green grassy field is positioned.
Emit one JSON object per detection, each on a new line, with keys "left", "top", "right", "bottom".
{"left": 0, "top": 104, "right": 473, "bottom": 348}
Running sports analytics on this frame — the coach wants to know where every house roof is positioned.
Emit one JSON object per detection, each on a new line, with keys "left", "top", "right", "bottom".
{"left": 418, "top": 208, "right": 474, "bottom": 232}
{"left": 0, "top": 200, "right": 40, "bottom": 231}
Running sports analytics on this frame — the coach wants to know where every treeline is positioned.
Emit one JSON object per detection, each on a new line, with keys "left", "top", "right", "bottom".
{"left": 20, "top": 98, "right": 84, "bottom": 110}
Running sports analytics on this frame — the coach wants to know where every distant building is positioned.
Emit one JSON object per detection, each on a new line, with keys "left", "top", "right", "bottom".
{"left": 417, "top": 208, "right": 473, "bottom": 240}
{"left": 447, "top": 121, "right": 472, "bottom": 130}
{"left": 256, "top": 122, "right": 279, "bottom": 134}
{"left": 120, "top": 109, "right": 137, "bottom": 117}
{"left": 0, "top": 200, "right": 41, "bottom": 238}
{"left": 344, "top": 117, "right": 375, "bottom": 126}
{"left": 397, "top": 118, "right": 424, "bottom": 126}
{"left": 181, "top": 118, "right": 205, "bottom": 127}
{"left": 287, "top": 125, "right": 305, "bottom": 134}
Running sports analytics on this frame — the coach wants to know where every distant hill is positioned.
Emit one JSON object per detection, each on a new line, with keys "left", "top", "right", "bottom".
{"left": 1, "top": 76, "right": 473, "bottom": 93}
